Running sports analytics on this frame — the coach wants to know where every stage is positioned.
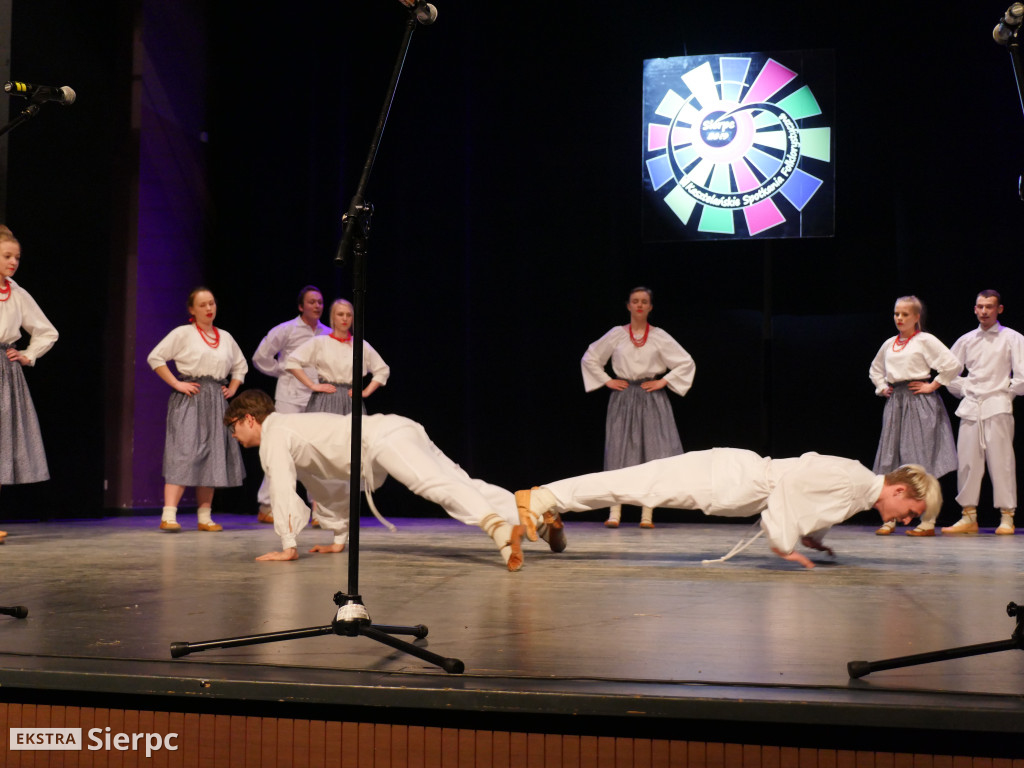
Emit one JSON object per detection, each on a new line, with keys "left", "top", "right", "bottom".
{"left": 1, "top": 513, "right": 1024, "bottom": 762}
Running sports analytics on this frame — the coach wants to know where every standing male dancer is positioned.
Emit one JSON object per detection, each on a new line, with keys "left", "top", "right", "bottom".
{"left": 942, "top": 290, "right": 1024, "bottom": 535}
{"left": 251, "top": 286, "right": 331, "bottom": 523}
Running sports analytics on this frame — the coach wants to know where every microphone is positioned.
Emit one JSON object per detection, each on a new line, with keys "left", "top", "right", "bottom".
{"left": 398, "top": 0, "right": 438, "bottom": 25}
{"left": 994, "top": 2, "right": 1024, "bottom": 44}
{"left": 4, "top": 81, "right": 76, "bottom": 105}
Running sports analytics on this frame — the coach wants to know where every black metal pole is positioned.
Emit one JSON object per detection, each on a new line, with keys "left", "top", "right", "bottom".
{"left": 170, "top": 626, "right": 336, "bottom": 658}
{"left": 848, "top": 638, "right": 1020, "bottom": 679}
{"left": 0, "top": 103, "right": 41, "bottom": 139}
{"left": 334, "top": 14, "right": 416, "bottom": 266}
{"left": 340, "top": 14, "right": 417, "bottom": 597}
{"left": 170, "top": 6, "right": 464, "bottom": 673}
{"left": 1008, "top": 38, "right": 1024, "bottom": 118}
{"left": 848, "top": 602, "right": 1024, "bottom": 678}
{"left": 0, "top": 98, "right": 49, "bottom": 620}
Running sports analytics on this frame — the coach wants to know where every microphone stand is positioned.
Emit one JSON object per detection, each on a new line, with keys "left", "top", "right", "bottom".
{"left": 0, "top": 102, "right": 42, "bottom": 139}
{"left": 170, "top": 6, "right": 463, "bottom": 674}
{"left": 1007, "top": 31, "right": 1024, "bottom": 200}
{"left": 1004, "top": 20, "right": 1024, "bottom": 118}
{"left": 994, "top": 5, "right": 1024, "bottom": 197}
{"left": 847, "top": 601, "right": 1024, "bottom": 678}
{"left": 0, "top": 98, "right": 49, "bottom": 624}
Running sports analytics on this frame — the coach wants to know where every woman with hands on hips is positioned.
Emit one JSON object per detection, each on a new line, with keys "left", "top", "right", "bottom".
{"left": 868, "top": 295, "right": 960, "bottom": 536}
{"left": 581, "top": 286, "right": 695, "bottom": 529}
{"left": 285, "top": 298, "right": 390, "bottom": 415}
{"left": 147, "top": 287, "right": 247, "bottom": 533}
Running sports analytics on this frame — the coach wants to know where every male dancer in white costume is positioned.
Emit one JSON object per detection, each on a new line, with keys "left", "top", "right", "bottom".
{"left": 225, "top": 389, "right": 562, "bottom": 570}
{"left": 516, "top": 449, "right": 939, "bottom": 569}
{"left": 942, "top": 290, "right": 1024, "bottom": 535}
{"left": 251, "top": 286, "right": 330, "bottom": 522}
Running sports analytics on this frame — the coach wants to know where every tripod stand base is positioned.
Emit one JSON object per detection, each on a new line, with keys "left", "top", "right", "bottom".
{"left": 848, "top": 602, "right": 1024, "bottom": 678}
{"left": 170, "top": 620, "right": 464, "bottom": 674}
{"left": 0, "top": 606, "right": 28, "bottom": 619}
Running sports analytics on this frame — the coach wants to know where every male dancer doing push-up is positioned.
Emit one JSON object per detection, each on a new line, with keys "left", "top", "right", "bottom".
{"left": 225, "top": 389, "right": 564, "bottom": 569}
{"left": 516, "top": 449, "right": 940, "bottom": 569}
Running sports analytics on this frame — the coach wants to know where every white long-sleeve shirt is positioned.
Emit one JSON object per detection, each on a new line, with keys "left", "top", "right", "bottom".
{"left": 258, "top": 411, "right": 411, "bottom": 547}
{"left": 944, "top": 322, "right": 1024, "bottom": 420}
{"left": 252, "top": 316, "right": 330, "bottom": 409}
{"left": 285, "top": 334, "right": 390, "bottom": 387}
{"left": 868, "top": 332, "right": 962, "bottom": 396}
{"left": 147, "top": 324, "right": 248, "bottom": 381}
{"left": 581, "top": 325, "right": 695, "bottom": 396}
{"left": 757, "top": 452, "right": 884, "bottom": 555}
{"left": 0, "top": 279, "right": 58, "bottom": 365}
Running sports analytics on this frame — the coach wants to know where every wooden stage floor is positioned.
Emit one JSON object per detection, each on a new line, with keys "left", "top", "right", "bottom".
{"left": 1, "top": 513, "right": 1023, "bottom": 740}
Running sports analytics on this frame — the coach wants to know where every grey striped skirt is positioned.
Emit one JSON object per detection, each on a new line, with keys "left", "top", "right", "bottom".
{"left": 0, "top": 343, "right": 49, "bottom": 484}
{"left": 872, "top": 381, "right": 957, "bottom": 478}
{"left": 604, "top": 379, "right": 683, "bottom": 470}
{"left": 162, "top": 376, "right": 245, "bottom": 487}
{"left": 305, "top": 380, "right": 362, "bottom": 415}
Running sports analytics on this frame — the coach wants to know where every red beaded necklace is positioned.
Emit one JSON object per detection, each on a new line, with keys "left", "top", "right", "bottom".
{"left": 194, "top": 322, "right": 220, "bottom": 348}
{"left": 892, "top": 330, "right": 919, "bottom": 352}
{"left": 626, "top": 323, "right": 650, "bottom": 348}
{"left": 0, "top": 279, "right": 10, "bottom": 302}
{"left": 330, "top": 332, "right": 352, "bottom": 344}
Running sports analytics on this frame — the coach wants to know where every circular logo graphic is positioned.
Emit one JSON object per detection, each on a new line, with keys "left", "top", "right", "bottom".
{"left": 643, "top": 53, "right": 833, "bottom": 238}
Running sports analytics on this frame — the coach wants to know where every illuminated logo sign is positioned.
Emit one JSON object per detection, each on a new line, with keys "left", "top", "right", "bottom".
{"left": 642, "top": 51, "right": 834, "bottom": 241}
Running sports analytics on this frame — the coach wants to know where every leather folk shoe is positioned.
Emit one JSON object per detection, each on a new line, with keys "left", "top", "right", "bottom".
{"left": 940, "top": 518, "right": 979, "bottom": 534}
{"left": 542, "top": 511, "right": 567, "bottom": 553}
{"left": 257, "top": 505, "right": 274, "bottom": 524}
{"left": 514, "top": 489, "right": 539, "bottom": 541}
{"left": 506, "top": 525, "right": 525, "bottom": 572}
{"left": 197, "top": 522, "right": 223, "bottom": 532}
{"left": 159, "top": 520, "right": 181, "bottom": 532}
{"left": 874, "top": 524, "right": 894, "bottom": 535}
{"left": 906, "top": 527, "right": 935, "bottom": 537}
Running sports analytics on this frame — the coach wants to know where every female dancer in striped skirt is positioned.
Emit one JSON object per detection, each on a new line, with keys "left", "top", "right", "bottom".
{"left": 0, "top": 227, "right": 58, "bottom": 543}
{"left": 869, "top": 295, "right": 960, "bottom": 536}
{"left": 581, "top": 287, "right": 695, "bottom": 528}
{"left": 147, "top": 287, "right": 247, "bottom": 532}
{"left": 285, "top": 298, "right": 390, "bottom": 415}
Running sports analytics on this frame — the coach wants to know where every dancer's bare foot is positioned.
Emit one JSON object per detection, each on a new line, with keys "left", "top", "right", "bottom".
{"left": 256, "top": 548, "right": 298, "bottom": 561}
{"left": 309, "top": 543, "right": 345, "bottom": 554}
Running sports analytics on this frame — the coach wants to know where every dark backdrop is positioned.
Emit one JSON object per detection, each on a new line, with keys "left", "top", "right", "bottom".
{"left": 3, "top": 1, "right": 1024, "bottom": 524}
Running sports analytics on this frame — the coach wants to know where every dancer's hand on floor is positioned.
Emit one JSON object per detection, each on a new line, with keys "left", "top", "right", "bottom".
{"left": 772, "top": 547, "right": 815, "bottom": 569}
{"left": 800, "top": 536, "right": 834, "bottom": 557}
{"left": 309, "top": 544, "right": 346, "bottom": 554}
